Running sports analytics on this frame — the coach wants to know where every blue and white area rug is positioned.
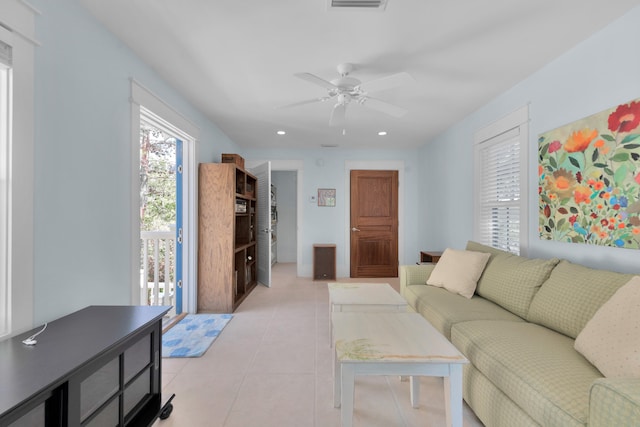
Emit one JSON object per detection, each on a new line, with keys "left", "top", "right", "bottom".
{"left": 162, "top": 314, "right": 232, "bottom": 358}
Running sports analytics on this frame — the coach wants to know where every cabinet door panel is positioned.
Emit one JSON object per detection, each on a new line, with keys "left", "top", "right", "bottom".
{"left": 84, "top": 399, "right": 118, "bottom": 427}
{"left": 8, "top": 402, "right": 44, "bottom": 427}
{"left": 124, "top": 334, "right": 151, "bottom": 383}
{"left": 80, "top": 357, "right": 119, "bottom": 422}
{"left": 124, "top": 369, "right": 151, "bottom": 417}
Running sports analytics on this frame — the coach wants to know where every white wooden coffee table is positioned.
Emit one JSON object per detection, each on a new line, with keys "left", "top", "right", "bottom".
{"left": 327, "top": 283, "right": 408, "bottom": 346}
{"left": 328, "top": 282, "right": 408, "bottom": 312}
{"left": 332, "top": 312, "right": 468, "bottom": 427}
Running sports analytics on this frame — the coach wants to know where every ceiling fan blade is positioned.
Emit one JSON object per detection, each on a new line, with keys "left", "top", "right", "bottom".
{"left": 294, "top": 72, "right": 338, "bottom": 90}
{"left": 360, "top": 71, "right": 414, "bottom": 93}
{"left": 329, "top": 103, "right": 347, "bottom": 127}
{"left": 361, "top": 97, "right": 408, "bottom": 118}
{"left": 279, "top": 96, "right": 331, "bottom": 109}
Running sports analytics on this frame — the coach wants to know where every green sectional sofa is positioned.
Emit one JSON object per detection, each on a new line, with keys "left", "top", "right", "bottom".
{"left": 399, "top": 241, "right": 640, "bottom": 427}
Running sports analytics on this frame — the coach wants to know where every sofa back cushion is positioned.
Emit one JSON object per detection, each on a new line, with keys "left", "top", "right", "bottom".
{"left": 527, "top": 260, "right": 634, "bottom": 339}
{"left": 465, "top": 241, "right": 560, "bottom": 318}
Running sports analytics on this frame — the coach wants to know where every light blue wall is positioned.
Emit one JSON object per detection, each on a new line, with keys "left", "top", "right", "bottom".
{"left": 28, "top": 0, "right": 639, "bottom": 325}
{"left": 31, "top": 0, "right": 240, "bottom": 323}
{"left": 245, "top": 148, "right": 421, "bottom": 277}
{"left": 420, "top": 6, "right": 640, "bottom": 274}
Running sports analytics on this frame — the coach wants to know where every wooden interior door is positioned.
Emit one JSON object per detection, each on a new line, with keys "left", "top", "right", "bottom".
{"left": 350, "top": 170, "right": 398, "bottom": 277}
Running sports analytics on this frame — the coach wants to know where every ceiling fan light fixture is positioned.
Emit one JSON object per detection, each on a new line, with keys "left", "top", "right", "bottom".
{"left": 378, "top": 131, "right": 387, "bottom": 136}
{"left": 291, "top": 62, "right": 410, "bottom": 126}
{"left": 276, "top": 130, "right": 286, "bottom": 135}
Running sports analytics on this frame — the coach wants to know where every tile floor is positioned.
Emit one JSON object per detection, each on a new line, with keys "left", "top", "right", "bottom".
{"left": 155, "top": 263, "right": 484, "bottom": 427}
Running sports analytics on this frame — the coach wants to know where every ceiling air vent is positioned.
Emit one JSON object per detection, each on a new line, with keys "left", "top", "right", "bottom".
{"left": 327, "top": 0, "right": 388, "bottom": 11}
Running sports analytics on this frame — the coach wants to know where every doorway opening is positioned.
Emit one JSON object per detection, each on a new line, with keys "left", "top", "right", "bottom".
{"left": 131, "top": 81, "right": 198, "bottom": 319}
{"left": 137, "top": 106, "right": 196, "bottom": 321}
{"left": 272, "top": 171, "right": 298, "bottom": 265}
{"left": 247, "top": 160, "right": 304, "bottom": 281}
{"left": 138, "top": 110, "right": 184, "bottom": 318}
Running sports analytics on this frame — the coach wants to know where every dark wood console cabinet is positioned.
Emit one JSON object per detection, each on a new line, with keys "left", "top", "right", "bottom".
{"left": 0, "top": 305, "right": 170, "bottom": 426}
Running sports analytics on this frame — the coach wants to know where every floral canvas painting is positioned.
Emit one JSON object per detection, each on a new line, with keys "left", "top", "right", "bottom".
{"left": 539, "top": 98, "right": 640, "bottom": 249}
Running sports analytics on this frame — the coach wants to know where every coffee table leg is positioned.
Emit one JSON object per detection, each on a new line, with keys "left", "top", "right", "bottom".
{"left": 330, "top": 304, "right": 334, "bottom": 345}
{"left": 341, "top": 364, "right": 356, "bottom": 427}
{"left": 410, "top": 376, "right": 420, "bottom": 408}
{"left": 333, "top": 351, "right": 341, "bottom": 408}
{"left": 444, "top": 365, "right": 463, "bottom": 427}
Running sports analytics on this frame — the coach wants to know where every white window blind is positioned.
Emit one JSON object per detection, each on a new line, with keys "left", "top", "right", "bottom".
{"left": 477, "top": 128, "right": 521, "bottom": 254}
{"left": 474, "top": 106, "right": 528, "bottom": 255}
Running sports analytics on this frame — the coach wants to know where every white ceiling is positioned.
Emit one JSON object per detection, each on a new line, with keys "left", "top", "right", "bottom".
{"left": 79, "top": 0, "right": 639, "bottom": 150}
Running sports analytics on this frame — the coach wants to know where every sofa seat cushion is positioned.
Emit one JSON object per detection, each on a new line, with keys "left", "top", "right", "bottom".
{"left": 403, "top": 284, "right": 523, "bottom": 339}
{"left": 463, "top": 363, "right": 539, "bottom": 427}
{"left": 527, "top": 260, "right": 634, "bottom": 339}
{"left": 465, "top": 241, "right": 560, "bottom": 318}
{"left": 451, "top": 320, "right": 603, "bottom": 427}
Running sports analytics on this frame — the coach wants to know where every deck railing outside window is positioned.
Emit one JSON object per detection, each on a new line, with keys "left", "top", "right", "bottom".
{"left": 140, "top": 229, "right": 176, "bottom": 308}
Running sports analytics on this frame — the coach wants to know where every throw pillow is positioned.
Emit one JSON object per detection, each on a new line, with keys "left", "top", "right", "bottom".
{"left": 574, "top": 276, "right": 640, "bottom": 378}
{"left": 426, "top": 248, "right": 491, "bottom": 298}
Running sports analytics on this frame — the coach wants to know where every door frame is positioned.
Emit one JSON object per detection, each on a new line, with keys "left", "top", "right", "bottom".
{"left": 130, "top": 80, "right": 199, "bottom": 314}
{"left": 246, "top": 159, "right": 304, "bottom": 278}
{"left": 344, "top": 160, "right": 404, "bottom": 277}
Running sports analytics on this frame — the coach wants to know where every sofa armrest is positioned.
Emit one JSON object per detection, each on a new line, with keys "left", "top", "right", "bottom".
{"left": 399, "top": 264, "right": 436, "bottom": 295}
{"left": 589, "top": 378, "right": 640, "bottom": 427}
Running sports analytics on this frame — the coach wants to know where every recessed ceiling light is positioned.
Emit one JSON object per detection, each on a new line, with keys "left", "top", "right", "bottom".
{"left": 277, "top": 130, "right": 286, "bottom": 135}
{"left": 378, "top": 131, "right": 387, "bottom": 136}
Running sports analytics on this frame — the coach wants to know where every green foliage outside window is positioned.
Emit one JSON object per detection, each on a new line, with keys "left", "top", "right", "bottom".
{"left": 140, "top": 124, "right": 176, "bottom": 231}
{"left": 140, "top": 123, "right": 176, "bottom": 285}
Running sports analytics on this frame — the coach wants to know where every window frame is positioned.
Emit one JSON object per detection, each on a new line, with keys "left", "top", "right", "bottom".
{"left": 0, "top": 53, "right": 11, "bottom": 338}
{"left": 473, "top": 105, "right": 529, "bottom": 255}
{"left": 0, "top": 1, "right": 38, "bottom": 339}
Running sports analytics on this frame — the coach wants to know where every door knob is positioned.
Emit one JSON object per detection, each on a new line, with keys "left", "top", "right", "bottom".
{"left": 351, "top": 227, "right": 360, "bottom": 232}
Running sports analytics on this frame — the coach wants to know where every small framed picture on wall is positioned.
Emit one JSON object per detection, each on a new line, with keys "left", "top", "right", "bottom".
{"left": 318, "top": 188, "right": 336, "bottom": 207}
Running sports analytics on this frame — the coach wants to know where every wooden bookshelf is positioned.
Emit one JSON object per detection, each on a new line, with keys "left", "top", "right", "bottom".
{"left": 198, "top": 163, "right": 257, "bottom": 312}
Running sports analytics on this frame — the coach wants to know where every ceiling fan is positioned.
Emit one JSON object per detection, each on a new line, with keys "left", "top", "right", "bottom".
{"left": 286, "top": 63, "right": 414, "bottom": 127}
